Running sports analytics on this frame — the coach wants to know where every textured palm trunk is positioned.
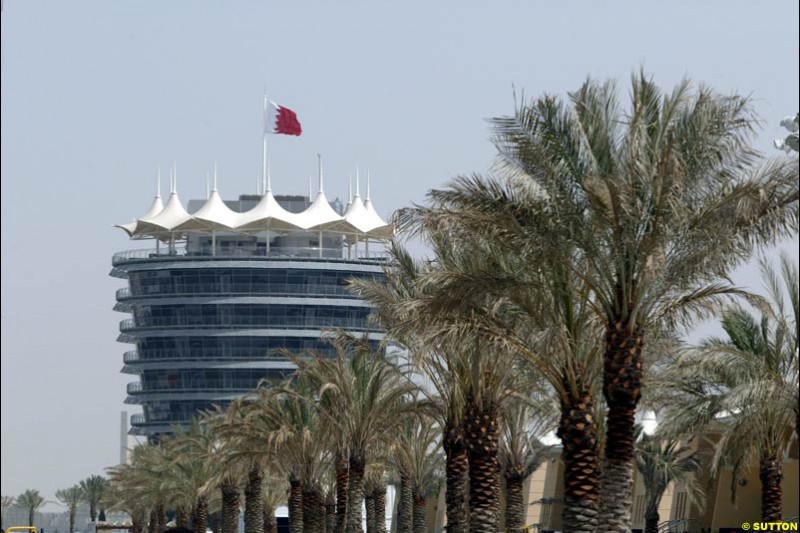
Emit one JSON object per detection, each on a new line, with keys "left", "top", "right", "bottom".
{"left": 644, "top": 509, "right": 659, "bottom": 533}
{"left": 28, "top": 510, "right": 35, "bottom": 527}
{"left": 464, "top": 399, "right": 501, "bottom": 532}
{"left": 220, "top": 478, "right": 241, "bottom": 533}
{"left": 336, "top": 455, "right": 349, "bottom": 533}
{"left": 372, "top": 484, "right": 387, "bottom": 533}
{"left": 69, "top": 510, "right": 76, "bottom": 533}
{"left": 263, "top": 504, "right": 277, "bottom": 533}
{"left": 325, "top": 495, "right": 336, "bottom": 533}
{"left": 289, "top": 477, "right": 304, "bottom": 533}
{"left": 90, "top": 504, "right": 98, "bottom": 523}
{"left": 504, "top": 472, "right": 525, "bottom": 532}
{"left": 559, "top": 377, "right": 600, "bottom": 533}
{"left": 132, "top": 512, "right": 145, "bottom": 533}
{"left": 193, "top": 496, "right": 208, "bottom": 533}
{"left": 302, "top": 485, "right": 325, "bottom": 533}
{"left": 759, "top": 451, "right": 783, "bottom": 521}
{"left": 411, "top": 493, "right": 426, "bottom": 533}
{"left": 365, "top": 492, "right": 376, "bottom": 533}
{"left": 244, "top": 467, "right": 264, "bottom": 533}
{"left": 148, "top": 509, "right": 158, "bottom": 533}
{"left": 599, "top": 319, "right": 643, "bottom": 532}
{"left": 345, "top": 456, "right": 366, "bottom": 533}
{"left": 177, "top": 508, "right": 190, "bottom": 529}
{"left": 442, "top": 421, "right": 468, "bottom": 533}
{"left": 396, "top": 474, "right": 413, "bottom": 533}
{"left": 156, "top": 504, "right": 167, "bottom": 533}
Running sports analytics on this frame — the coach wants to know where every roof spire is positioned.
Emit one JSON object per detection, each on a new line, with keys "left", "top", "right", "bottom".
{"left": 156, "top": 165, "right": 162, "bottom": 198}
{"left": 355, "top": 165, "right": 361, "bottom": 197}
{"left": 366, "top": 170, "right": 371, "bottom": 200}
{"left": 206, "top": 172, "right": 210, "bottom": 199}
{"left": 171, "top": 162, "right": 177, "bottom": 193}
{"left": 348, "top": 174, "right": 353, "bottom": 202}
{"left": 213, "top": 161, "right": 218, "bottom": 192}
{"left": 317, "top": 153, "right": 324, "bottom": 193}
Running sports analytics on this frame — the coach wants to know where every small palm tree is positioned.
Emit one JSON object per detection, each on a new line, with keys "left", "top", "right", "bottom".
{"left": 499, "top": 394, "right": 555, "bottom": 533}
{"left": 168, "top": 422, "right": 218, "bottom": 533}
{"left": 1, "top": 495, "right": 16, "bottom": 531}
{"left": 635, "top": 429, "right": 704, "bottom": 533}
{"left": 293, "top": 334, "right": 418, "bottom": 533}
{"left": 663, "top": 256, "right": 798, "bottom": 521}
{"left": 56, "top": 485, "right": 85, "bottom": 533}
{"left": 80, "top": 475, "right": 108, "bottom": 523}
{"left": 16, "top": 489, "right": 45, "bottom": 527}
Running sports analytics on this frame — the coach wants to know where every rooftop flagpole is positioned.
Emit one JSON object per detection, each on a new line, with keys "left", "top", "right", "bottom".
{"left": 317, "top": 154, "right": 324, "bottom": 193}
{"left": 261, "top": 93, "right": 268, "bottom": 196}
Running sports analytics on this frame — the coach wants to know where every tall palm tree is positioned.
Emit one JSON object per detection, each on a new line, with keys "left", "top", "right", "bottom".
{"left": 16, "top": 490, "right": 45, "bottom": 527}
{"left": 293, "top": 335, "right": 418, "bottom": 533}
{"left": 1, "top": 496, "right": 16, "bottom": 531}
{"left": 499, "top": 394, "right": 555, "bottom": 533}
{"left": 56, "top": 485, "right": 85, "bottom": 533}
{"left": 384, "top": 215, "right": 604, "bottom": 531}
{"left": 662, "top": 255, "right": 799, "bottom": 521}
{"left": 107, "top": 443, "right": 171, "bottom": 533}
{"left": 80, "top": 476, "right": 109, "bottom": 523}
{"left": 406, "top": 74, "right": 798, "bottom": 530}
{"left": 634, "top": 429, "right": 704, "bottom": 533}
{"left": 350, "top": 245, "right": 469, "bottom": 533}
{"left": 168, "top": 422, "right": 218, "bottom": 533}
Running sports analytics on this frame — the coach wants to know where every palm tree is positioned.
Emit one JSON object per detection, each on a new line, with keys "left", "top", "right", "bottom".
{"left": 1, "top": 496, "right": 16, "bottom": 531}
{"left": 499, "top": 394, "right": 555, "bottom": 533}
{"left": 80, "top": 475, "right": 108, "bottom": 523}
{"left": 261, "top": 477, "right": 285, "bottom": 533}
{"left": 293, "top": 335, "right": 418, "bottom": 533}
{"left": 392, "top": 417, "right": 443, "bottom": 533}
{"left": 634, "top": 429, "right": 704, "bottom": 533}
{"left": 16, "top": 490, "right": 45, "bottom": 527}
{"left": 662, "top": 255, "right": 799, "bottom": 521}
{"left": 107, "top": 443, "right": 171, "bottom": 533}
{"left": 168, "top": 421, "right": 218, "bottom": 533}
{"left": 56, "top": 486, "right": 85, "bottom": 533}
{"left": 405, "top": 73, "right": 798, "bottom": 530}
{"left": 379, "top": 218, "right": 604, "bottom": 531}
{"left": 350, "top": 245, "right": 469, "bottom": 533}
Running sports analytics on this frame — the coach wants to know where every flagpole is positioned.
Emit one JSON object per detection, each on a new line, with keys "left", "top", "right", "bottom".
{"left": 261, "top": 94, "right": 268, "bottom": 196}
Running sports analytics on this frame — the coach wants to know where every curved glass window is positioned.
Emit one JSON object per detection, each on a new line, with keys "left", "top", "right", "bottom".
{"left": 136, "top": 336, "right": 380, "bottom": 360}
{"left": 128, "top": 268, "right": 384, "bottom": 299}
{"left": 139, "top": 368, "right": 290, "bottom": 392}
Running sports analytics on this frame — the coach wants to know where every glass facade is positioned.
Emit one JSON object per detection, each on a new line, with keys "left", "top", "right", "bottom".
{"left": 114, "top": 236, "right": 386, "bottom": 438}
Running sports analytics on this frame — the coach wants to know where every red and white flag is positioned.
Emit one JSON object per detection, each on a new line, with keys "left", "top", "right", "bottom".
{"left": 265, "top": 100, "right": 302, "bottom": 136}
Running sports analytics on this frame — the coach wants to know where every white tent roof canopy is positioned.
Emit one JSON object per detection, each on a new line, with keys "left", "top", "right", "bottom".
{"left": 116, "top": 188, "right": 392, "bottom": 240}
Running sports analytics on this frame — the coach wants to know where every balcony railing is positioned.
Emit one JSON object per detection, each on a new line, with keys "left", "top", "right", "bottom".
{"left": 113, "top": 247, "right": 389, "bottom": 267}
{"left": 127, "top": 381, "right": 271, "bottom": 394}
{"left": 121, "top": 317, "right": 374, "bottom": 332}
{"left": 118, "top": 282, "right": 363, "bottom": 300}
{"left": 122, "top": 349, "right": 293, "bottom": 364}
{"left": 130, "top": 413, "right": 146, "bottom": 425}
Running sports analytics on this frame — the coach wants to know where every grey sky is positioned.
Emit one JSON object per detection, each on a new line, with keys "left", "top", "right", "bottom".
{"left": 1, "top": 0, "right": 798, "bottom": 506}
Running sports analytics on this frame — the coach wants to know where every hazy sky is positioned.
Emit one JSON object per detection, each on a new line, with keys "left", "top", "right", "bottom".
{"left": 1, "top": 0, "right": 798, "bottom": 506}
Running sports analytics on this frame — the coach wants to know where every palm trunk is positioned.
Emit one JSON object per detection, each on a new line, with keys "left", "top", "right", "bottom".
{"left": 644, "top": 509, "right": 659, "bottom": 533}
{"left": 411, "top": 493, "right": 426, "bottom": 533}
{"left": 177, "top": 508, "right": 191, "bottom": 529}
{"left": 442, "top": 421, "right": 468, "bottom": 533}
{"left": 28, "top": 510, "right": 35, "bottom": 527}
{"left": 396, "top": 474, "right": 413, "bottom": 533}
{"left": 69, "top": 510, "right": 76, "bottom": 533}
{"left": 759, "top": 451, "right": 783, "bottom": 521}
{"left": 372, "top": 485, "right": 387, "bottom": 533}
{"left": 220, "top": 478, "right": 241, "bottom": 533}
{"left": 263, "top": 504, "right": 277, "bottom": 533}
{"left": 325, "top": 495, "right": 336, "bottom": 533}
{"left": 345, "top": 455, "right": 366, "bottom": 533}
{"left": 132, "top": 511, "right": 145, "bottom": 533}
{"left": 303, "top": 485, "right": 325, "bottom": 533}
{"left": 193, "top": 496, "right": 208, "bottom": 533}
{"left": 365, "top": 492, "right": 376, "bottom": 533}
{"left": 599, "top": 319, "right": 643, "bottom": 532}
{"left": 90, "top": 504, "right": 98, "bottom": 523}
{"left": 244, "top": 467, "right": 264, "bottom": 533}
{"left": 464, "top": 398, "right": 501, "bottom": 532}
{"left": 148, "top": 509, "right": 159, "bottom": 533}
{"left": 560, "top": 378, "right": 601, "bottom": 533}
{"left": 157, "top": 504, "right": 167, "bottom": 533}
{"left": 504, "top": 472, "right": 525, "bottom": 532}
{"left": 336, "top": 454, "right": 349, "bottom": 533}
{"left": 289, "top": 477, "right": 304, "bottom": 533}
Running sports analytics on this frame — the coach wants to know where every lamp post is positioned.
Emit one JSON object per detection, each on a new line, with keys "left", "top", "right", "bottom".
{"left": 775, "top": 113, "right": 799, "bottom": 152}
